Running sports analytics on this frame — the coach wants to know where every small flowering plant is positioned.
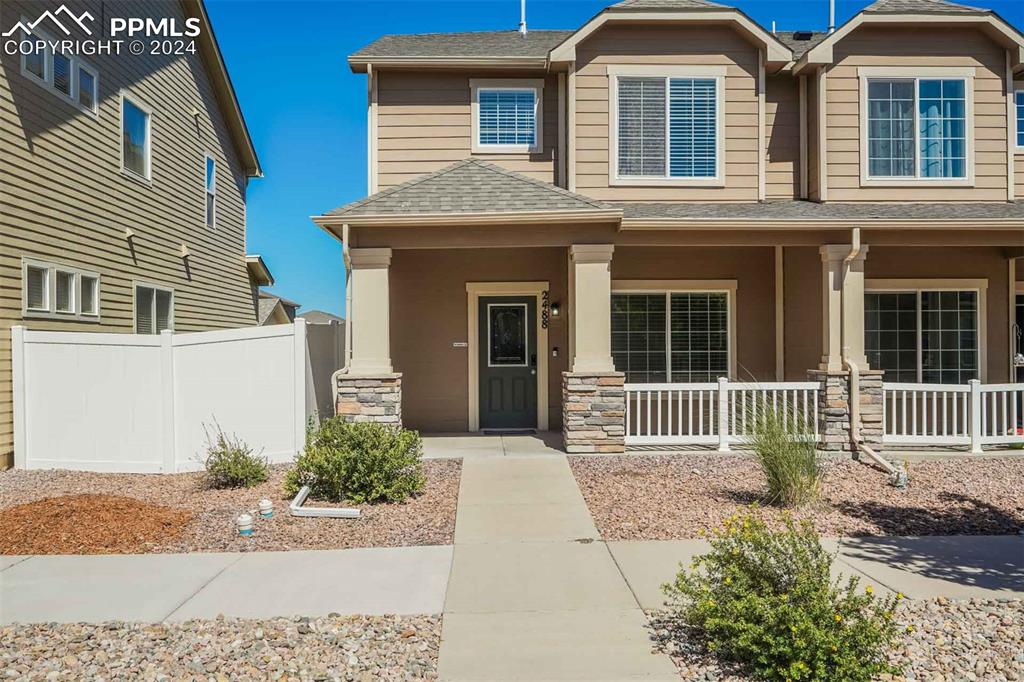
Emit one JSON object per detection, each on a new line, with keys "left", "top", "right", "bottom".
{"left": 663, "top": 513, "right": 903, "bottom": 682}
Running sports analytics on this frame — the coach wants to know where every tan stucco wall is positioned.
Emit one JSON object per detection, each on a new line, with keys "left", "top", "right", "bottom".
{"left": 610, "top": 246, "right": 777, "bottom": 381}
{"left": 389, "top": 248, "right": 569, "bottom": 433}
{"left": 376, "top": 70, "right": 558, "bottom": 189}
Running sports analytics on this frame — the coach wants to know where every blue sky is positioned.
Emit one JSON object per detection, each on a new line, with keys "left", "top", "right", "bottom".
{"left": 205, "top": 0, "right": 1024, "bottom": 316}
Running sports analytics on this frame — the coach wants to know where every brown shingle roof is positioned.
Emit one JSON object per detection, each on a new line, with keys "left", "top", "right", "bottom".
{"left": 350, "top": 30, "right": 572, "bottom": 59}
{"left": 616, "top": 201, "right": 1024, "bottom": 221}
{"left": 862, "top": 0, "right": 988, "bottom": 13}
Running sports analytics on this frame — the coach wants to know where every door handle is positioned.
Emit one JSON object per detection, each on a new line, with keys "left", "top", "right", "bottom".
{"left": 530, "top": 353, "right": 537, "bottom": 367}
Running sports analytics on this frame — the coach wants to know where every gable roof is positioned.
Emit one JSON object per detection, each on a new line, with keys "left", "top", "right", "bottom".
{"left": 182, "top": 0, "right": 261, "bottom": 177}
{"left": 609, "top": 0, "right": 728, "bottom": 9}
{"left": 862, "top": 0, "right": 987, "bottom": 13}
{"left": 773, "top": 31, "right": 830, "bottom": 59}
{"left": 316, "top": 159, "right": 621, "bottom": 226}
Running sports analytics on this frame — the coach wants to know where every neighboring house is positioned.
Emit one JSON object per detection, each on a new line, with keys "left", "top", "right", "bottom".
{"left": 1, "top": 0, "right": 263, "bottom": 467}
{"left": 258, "top": 291, "right": 301, "bottom": 325}
{"left": 322, "top": 0, "right": 1024, "bottom": 452}
{"left": 299, "top": 310, "right": 346, "bottom": 325}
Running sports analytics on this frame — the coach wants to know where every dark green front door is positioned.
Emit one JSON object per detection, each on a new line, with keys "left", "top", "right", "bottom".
{"left": 479, "top": 296, "right": 537, "bottom": 430}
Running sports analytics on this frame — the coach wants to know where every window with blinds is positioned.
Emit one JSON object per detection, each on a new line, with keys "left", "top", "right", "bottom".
{"left": 611, "top": 291, "right": 730, "bottom": 383}
{"left": 136, "top": 285, "right": 173, "bottom": 334}
{"left": 26, "top": 265, "right": 48, "bottom": 311}
{"left": 55, "top": 270, "right": 74, "bottom": 313}
{"left": 478, "top": 89, "right": 536, "bottom": 148}
{"left": 19, "top": 27, "right": 98, "bottom": 115}
{"left": 23, "top": 261, "right": 99, "bottom": 319}
{"left": 616, "top": 76, "right": 719, "bottom": 180}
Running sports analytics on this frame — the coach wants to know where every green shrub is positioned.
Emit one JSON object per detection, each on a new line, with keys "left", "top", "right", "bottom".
{"left": 745, "top": 397, "right": 822, "bottom": 507}
{"left": 283, "top": 419, "right": 425, "bottom": 504}
{"left": 663, "top": 513, "right": 902, "bottom": 682}
{"left": 203, "top": 425, "right": 268, "bottom": 489}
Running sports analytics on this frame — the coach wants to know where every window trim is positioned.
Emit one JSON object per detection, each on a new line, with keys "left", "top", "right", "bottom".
{"left": 133, "top": 281, "right": 175, "bottom": 335}
{"left": 204, "top": 152, "right": 217, "bottom": 230}
{"left": 120, "top": 91, "right": 153, "bottom": 183}
{"left": 611, "top": 279, "right": 738, "bottom": 381}
{"left": 865, "top": 278, "right": 987, "bottom": 383}
{"left": 858, "top": 66, "right": 975, "bottom": 187}
{"left": 22, "top": 258, "right": 101, "bottom": 321}
{"left": 608, "top": 66, "right": 727, "bottom": 188}
{"left": 1013, "top": 87, "right": 1024, "bottom": 152}
{"left": 470, "top": 78, "right": 544, "bottom": 154}
{"left": 18, "top": 21, "right": 99, "bottom": 116}
{"left": 486, "top": 302, "right": 529, "bottom": 368}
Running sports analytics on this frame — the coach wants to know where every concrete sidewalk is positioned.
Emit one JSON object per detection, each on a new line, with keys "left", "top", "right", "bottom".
{"left": 0, "top": 545, "right": 452, "bottom": 624}
{"left": 437, "top": 456, "right": 679, "bottom": 681}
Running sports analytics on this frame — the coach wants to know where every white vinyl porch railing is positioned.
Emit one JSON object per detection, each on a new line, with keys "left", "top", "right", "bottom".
{"left": 883, "top": 380, "right": 1024, "bottom": 452}
{"left": 624, "top": 377, "right": 820, "bottom": 449}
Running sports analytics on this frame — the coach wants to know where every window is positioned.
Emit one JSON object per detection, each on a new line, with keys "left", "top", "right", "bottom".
{"left": 865, "top": 289, "right": 980, "bottom": 384}
{"left": 135, "top": 285, "right": 173, "bottom": 334}
{"left": 1015, "top": 90, "right": 1024, "bottom": 149}
{"left": 612, "top": 71, "right": 722, "bottom": 183}
{"left": 865, "top": 77, "right": 968, "bottom": 180}
{"left": 471, "top": 79, "right": 543, "bottom": 153}
{"left": 611, "top": 291, "right": 731, "bottom": 383}
{"left": 122, "top": 95, "right": 151, "bottom": 180}
{"left": 22, "top": 260, "right": 100, "bottom": 319}
{"left": 204, "top": 154, "right": 217, "bottom": 229}
{"left": 18, "top": 24, "right": 98, "bottom": 115}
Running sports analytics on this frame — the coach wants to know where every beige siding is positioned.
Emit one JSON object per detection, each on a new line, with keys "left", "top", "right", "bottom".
{"left": 1015, "top": 154, "right": 1024, "bottom": 198}
{"left": 826, "top": 27, "right": 1009, "bottom": 201}
{"left": 0, "top": 0, "right": 258, "bottom": 467}
{"left": 376, "top": 71, "right": 558, "bottom": 189}
{"left": 573, "top": 25, "right": 761, "bottom": 202}
{"left": 807, "top": 72, "right": 821, "bottom": 200}
{"left": 765, "top": 75, "right": 799, "bottom": 199}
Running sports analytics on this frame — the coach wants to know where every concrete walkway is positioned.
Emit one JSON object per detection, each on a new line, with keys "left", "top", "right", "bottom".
{"left": 0, "top": 546, "right": 451, "bottom": 624}
{"left": 437, "top": 455, "right": 679, "bottom": 681}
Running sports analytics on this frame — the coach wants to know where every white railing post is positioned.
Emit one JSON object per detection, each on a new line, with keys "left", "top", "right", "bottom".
{"left": 160, "top": 330, "right": 176, "bottom": 473}
{"left": 717, "top": 376, "right": 730, "bottom": 452}
{"left": 11, "top": 326, "right": 27, "bottom": 469}
{"left": 969, "top": 379, "right": 982, "bottom": 454}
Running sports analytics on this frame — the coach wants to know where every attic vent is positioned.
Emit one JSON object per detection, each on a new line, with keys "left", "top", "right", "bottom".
{"left": 792, "top": 31, "right": 814, "bottom": 41}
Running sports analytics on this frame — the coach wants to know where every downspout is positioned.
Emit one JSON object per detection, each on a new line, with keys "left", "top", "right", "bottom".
{"left": 841, "top": 228, "right": 905, "bottom": 486}
{"left": 330, "top": 224, "right": 353, "bottom": 414}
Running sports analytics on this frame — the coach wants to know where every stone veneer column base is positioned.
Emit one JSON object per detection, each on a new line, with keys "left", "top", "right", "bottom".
{"left": 335, "top": 373, "right": 402, "bottom": 426}
{"left": 807, "top": 369, "right": 883, "bottom": 455}
{"left": 562, "top": 371, "right": 625, "bottom": 454}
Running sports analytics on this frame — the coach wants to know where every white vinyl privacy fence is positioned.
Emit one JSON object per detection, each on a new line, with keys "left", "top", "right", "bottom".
{"left": 12, "top": 321, "right": 316, "bottom": 473}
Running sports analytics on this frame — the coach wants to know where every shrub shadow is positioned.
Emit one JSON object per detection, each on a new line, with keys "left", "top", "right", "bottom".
{"left": 834, "top": 492, "right": 1023, "bottom": 536}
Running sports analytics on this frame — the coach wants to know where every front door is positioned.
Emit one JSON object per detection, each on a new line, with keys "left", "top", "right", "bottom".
{"left": 479, "top": 296, "right": 537, "bottom": 430}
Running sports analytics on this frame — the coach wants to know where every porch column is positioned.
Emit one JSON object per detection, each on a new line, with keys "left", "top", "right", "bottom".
{"left": 564, "top": 244, "right": 624, "bottom": 454}
{"left": 569, "top": 244, "right": 615, "bottom": 372}
{"left": 348, "top": 247, "right": 393, "bottom": 374}
{"left": 336, "top": 247, "right": 401, "bottom": 426}
{"left": 819, "top": 244, "right": 869, "bottom": 371}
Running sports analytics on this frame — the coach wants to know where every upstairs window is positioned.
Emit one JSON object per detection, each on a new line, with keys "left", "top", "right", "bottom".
{"left": 612, "top": 72, "right": 722, "bottom": 183}
{"left": 121, "top": 94, "right": 151, "bottom": 180}
{"left": 866, "top": 77, "right": 968, "bottom": 180}
{"left": 18, "top": 25, "right": 99, "bottom": 115}
{"left": 204, "top": 154, "right": 217, "bottom": 229}
{"left": 471, "top": 79, "right": 543, "bottom": 153}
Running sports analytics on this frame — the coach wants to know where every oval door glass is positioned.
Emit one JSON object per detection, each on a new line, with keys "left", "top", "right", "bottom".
{"left": 488, "top": 304, "right": 527, "bottom": 367}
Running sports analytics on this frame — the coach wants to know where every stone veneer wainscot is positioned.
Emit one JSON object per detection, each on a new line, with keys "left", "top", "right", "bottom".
{"left": 562, "top": 371, "right": 626, "bottom": 454}
{"left": 335, "top": 373, "right": 402, "bottom": 425}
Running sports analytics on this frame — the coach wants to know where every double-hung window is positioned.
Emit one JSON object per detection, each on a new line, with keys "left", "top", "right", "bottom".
{"left": 611, "top": 289, "right": 732, "bottom": 383}
{"left": 23, "top": 259, "right": 100, "bottom": 320}
{"left": 18, "top": 24, "right": 99, "bottom": 115}
{"left": 121, "top": 93, "right": 152, "bottom": 180}
{"left": 863, "top": 71, "right": 971, "bottom": 181}
{"left": 611, "top": 68, "right": 723, "bottom": 184}
{"left": 204, "top": 154, "right": 217, "bottom": 229}
{"left": 471, "top": 79, "right": 543, "bottom": 153}
{"left": 865, "top": 285, "right": 982, "bottom": 384}
{"left": 135, "top": 284, "right": 173, "bottom": 334}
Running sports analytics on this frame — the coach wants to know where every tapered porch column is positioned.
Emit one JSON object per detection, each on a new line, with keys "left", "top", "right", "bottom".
{"left": 337, "top": 247, "right": 401, "bottom": 424}
{"left": 819, "top": 244, "right": 869, "bottom": 371}
{"left": 569, "top": 244, "right": 615, "bottom": 372}
{"left": 348, "top": 248, "right": 393, "bottom": 374}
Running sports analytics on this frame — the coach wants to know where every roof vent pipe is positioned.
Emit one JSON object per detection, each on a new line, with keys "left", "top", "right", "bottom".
{"left": 771, "top": 20, "right": 776, "bottom": 34}
{"left": 519, "top": 0, "right": 527, "bottom": 36}
{"left": 828, "top": 0, "right": 836, "bottom": 33}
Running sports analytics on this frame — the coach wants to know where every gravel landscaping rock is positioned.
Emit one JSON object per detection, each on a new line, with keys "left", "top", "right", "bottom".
{"left": 0, "top": 614, "right": 440, "bottom": 681}
{"left": 648, "top": 598, "right": 1024, "bottom": 682}
{"left": 570, "top": 455, "right": 1024, "bottom": 539}
{"left": 0, "top": 460, "right": 460, "bottom": 553}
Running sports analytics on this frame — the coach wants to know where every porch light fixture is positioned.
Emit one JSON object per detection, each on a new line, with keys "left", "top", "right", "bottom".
{"left": 551, "top": 302, "right": 560, "bottom": 317}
